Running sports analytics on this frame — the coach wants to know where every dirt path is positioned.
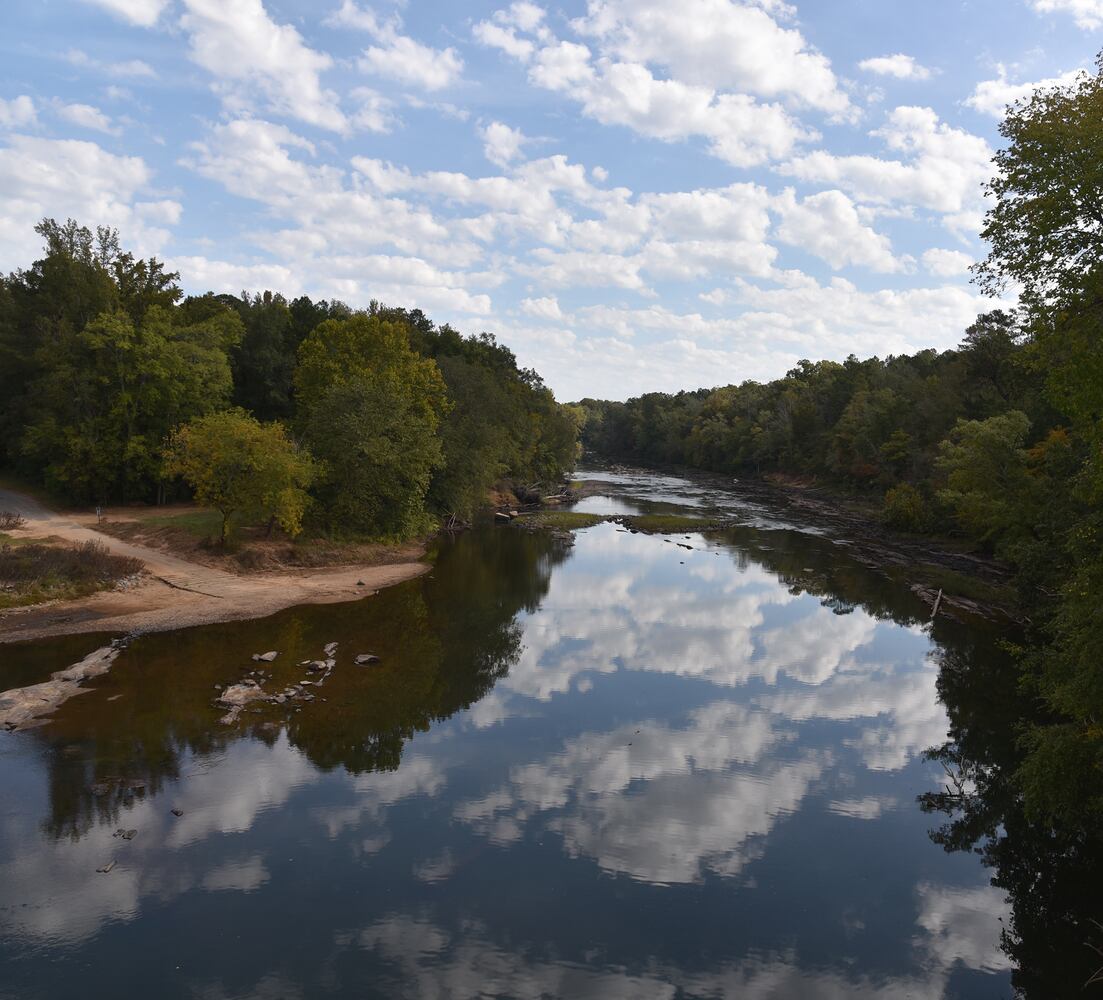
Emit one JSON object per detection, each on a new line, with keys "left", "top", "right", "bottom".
{"left": 0, "top": 488, "right": 429, "bottom": 644}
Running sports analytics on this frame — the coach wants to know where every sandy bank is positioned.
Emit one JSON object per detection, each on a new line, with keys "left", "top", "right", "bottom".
{"left": 0, "top": 487, "right": 430, "bottom": 644}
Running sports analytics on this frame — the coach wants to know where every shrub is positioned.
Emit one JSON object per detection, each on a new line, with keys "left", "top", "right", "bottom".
{"left": 0, "top": 540, "right": 143, "bottom": 607}
{"left": 882, "top": 483, "right": 930, "bottom": 533}
{"left": 0, "top": 511, "right": 27, "bottom": 530}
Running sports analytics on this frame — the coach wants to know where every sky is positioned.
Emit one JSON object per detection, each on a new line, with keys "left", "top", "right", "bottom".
{"left": 0, "top": 0, "right": 1097, "bottom": 401}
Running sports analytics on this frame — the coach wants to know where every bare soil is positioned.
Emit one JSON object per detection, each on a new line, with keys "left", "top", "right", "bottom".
{"left": 0, "top": 488, "right": 429, "bottom": 644}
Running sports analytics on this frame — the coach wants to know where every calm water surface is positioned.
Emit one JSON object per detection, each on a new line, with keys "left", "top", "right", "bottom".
{"left": 0, "top": 468, "right": 1021, "bottom": 998}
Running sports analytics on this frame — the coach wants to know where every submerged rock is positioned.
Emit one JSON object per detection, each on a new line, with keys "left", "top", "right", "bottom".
{"left": 354, "top": 654, "right": 381, "bottom": 665}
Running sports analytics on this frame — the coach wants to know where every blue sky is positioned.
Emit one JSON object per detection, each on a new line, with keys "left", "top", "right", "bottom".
{"left": 0, "top": 0, "right": 1097, "bottom": 400}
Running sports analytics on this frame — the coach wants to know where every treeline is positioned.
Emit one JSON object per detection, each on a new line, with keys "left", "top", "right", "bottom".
{"left": 0, "top": 219, "right": 580, "bottom": 540}
{"left": 580, "top": 59, "right": 1103, "bottom": 823}
{"left": 578, "top": 310, "right": 1063, "bottom": 562}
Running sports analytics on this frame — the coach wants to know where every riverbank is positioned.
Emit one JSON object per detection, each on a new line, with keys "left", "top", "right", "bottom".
{"left": 556, "top": 464, "right": 1021, "bottom": 623}
{"left": 0, "top": 487, "right": 429, "bottom": 644}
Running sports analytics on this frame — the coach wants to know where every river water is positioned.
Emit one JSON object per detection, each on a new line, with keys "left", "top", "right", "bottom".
{"left": 0, "top": 468, "right": 1025, "bottom": 998}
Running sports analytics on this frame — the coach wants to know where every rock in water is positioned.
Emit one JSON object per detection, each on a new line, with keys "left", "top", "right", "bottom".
{"left": 217, "top": 680, "right": 269, "bottom": 723}
{"left": 323, "top": 642, "right": 338, "bottom": 657}
{"left": 252, "top": 651, "right": 279, "bottom": 662}
{"left": 218, "top": 682, "right": 267, "bottom": 707}
{"left": 355, "top": 654, "right": 381, "bottom": 665}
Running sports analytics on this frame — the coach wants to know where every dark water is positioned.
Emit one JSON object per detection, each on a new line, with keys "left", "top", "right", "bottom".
{"left": 0, "top": 468, "right": 1089, "bottom": 998}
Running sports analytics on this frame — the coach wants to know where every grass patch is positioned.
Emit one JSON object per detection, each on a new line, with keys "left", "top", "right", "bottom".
{"left": 0, "top": 532, "right": 40, "bottom": 548}
{"left": 515, "top": 511, "right": 608, "bottom": 530}
{"left": 137, "top": 510, "right": 223, "bottom": 539}
{"left": 621, "top": 514, "right": 716, "bottom": 533}
{"left": 0, "top": 540, "right": 144, "bottom": 609}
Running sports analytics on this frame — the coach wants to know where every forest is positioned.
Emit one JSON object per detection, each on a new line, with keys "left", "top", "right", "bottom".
{"left": 0, "top": 224, "right": 581, "bottom": 543}
{"left": 578, "top": 60, "right": 1103, "bottom": 824}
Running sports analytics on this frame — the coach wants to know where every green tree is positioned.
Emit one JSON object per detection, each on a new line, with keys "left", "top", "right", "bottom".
{"left": 20, "top": 305, "right": 240, "bottom": 502}
{"left": 975, "top": 54, "right": 1103, "bottom": 821}
{"left": 975, "top": 58, "right": 1103, "bottom": 306}
{"left": 295, "top": 314, "right": 449, "bottom": 537}
{"left": 935, "top": 411, "right": 1034, "bottom": 546}
{"left": 163, "top": 410, "right": 316, "bottom": 545}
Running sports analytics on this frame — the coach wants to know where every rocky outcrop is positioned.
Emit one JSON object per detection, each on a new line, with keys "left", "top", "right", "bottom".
{"left": 0, "top": 643, "right": 123, "bottom": 731}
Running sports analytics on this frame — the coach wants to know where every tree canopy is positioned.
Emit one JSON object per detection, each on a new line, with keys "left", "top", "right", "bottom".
{"left": 163, "top": 410, "right": 317, "bottom": 544}
{"left": 0, "top": 218, "right": 581, "bottom": 540}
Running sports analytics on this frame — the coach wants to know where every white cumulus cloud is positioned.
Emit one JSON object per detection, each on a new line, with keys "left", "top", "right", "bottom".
{"left": 965, "top": 64, "right": 1087, "bottom": 116}
{"left": 481, "top": 121, "right": 529, "bottom": 167}
{"left": 922, "top": 248, "right": 973, "bottom": 276}
{"left": 474, "top": 1, "right": 823, "bottom": 167}
{"left": 774, "top": 188, "right": 906, "bottom": 272}
{"left": 1029, "top": 0, "right": 1103, "bottom": 28}
{"left": 332, "top": 2, "right": 464, "bottom": 91}
{"left": 859, "top": 53, "right": 932, "bottom": 80}
{"left": 81, "top": 0, "right": 168, "bottom": 27}
{"left": 54, "top": 101, "right": 121, "bottom": 135}
{"left": 0, "top": 135, "right": 178, "bottom": 269}
{"left": 0, "top": 95, "right": 36, "bottom": 129}
{"left": 520, "top": 295, "right": 563, "bottom": 319}
{"left": 782, "top": 105, "right": 992, "bottom": 216}
{"left": 180, "top": 0, "right": 348, "bottom": 132}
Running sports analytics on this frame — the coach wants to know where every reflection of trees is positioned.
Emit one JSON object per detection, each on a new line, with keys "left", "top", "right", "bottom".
{"left": 714, "top": 524, "right": 929, "bottom": 627}
{"left": 286, "top": 529, "right": 571, "bottom": 774}
{"left": 919, "top": 640, "right": 1103, "bottom": 996}
{"left": 34, "top": 527, "right": 571, "bottom": 838}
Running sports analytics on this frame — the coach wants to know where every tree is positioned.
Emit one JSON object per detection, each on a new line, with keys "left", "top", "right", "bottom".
{"left": 302, "top": 378, "right": 444, "bottom": 538}
{"left": 19, "top": 305, "right": 240, "bottom": 502}
{"left": 294, "top": 314, "right": 449, "bottom": 537}
{"left": 973, "top": 54, "right": 1103, "bottom": 821}
{"left": 427, "top": 355, "right": 515, "bottom": 520}
{"left": 163, "top": 410, "right": 316, "bottom": 545}
{"left": 936, "top": 411, "right": 1034, "bottom": 547}
{"left": 974, "top": 58, "right": 1103, "bottom": 306}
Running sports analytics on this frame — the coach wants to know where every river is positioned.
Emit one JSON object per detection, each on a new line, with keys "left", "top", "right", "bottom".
{"left": 0, "top": 466, "right": 1073, "bottom": 998}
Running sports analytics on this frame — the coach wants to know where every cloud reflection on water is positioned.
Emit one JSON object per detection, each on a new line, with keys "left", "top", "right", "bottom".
{"left": 0, "top": 484, "right": 1003, "bottom": 997}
